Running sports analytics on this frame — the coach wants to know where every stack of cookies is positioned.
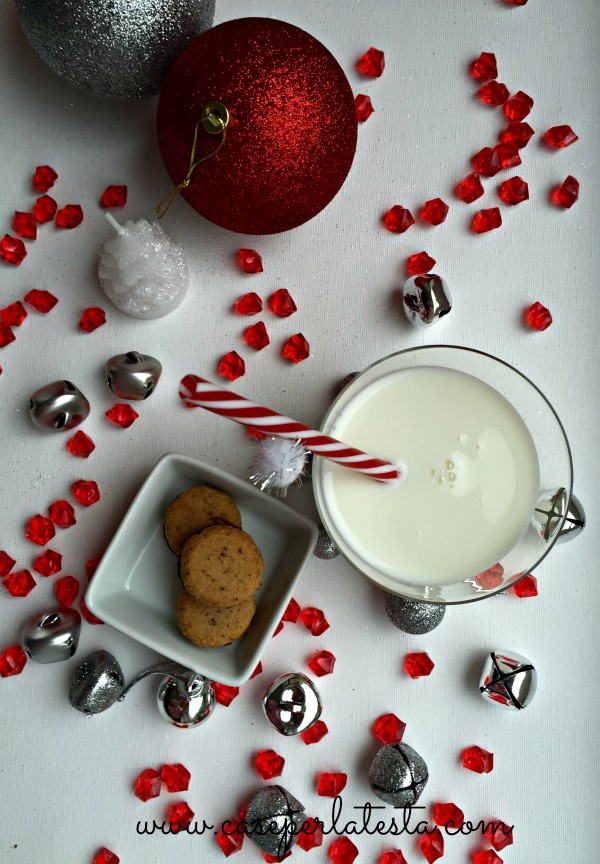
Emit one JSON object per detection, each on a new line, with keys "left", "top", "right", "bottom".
{"left": 164, "top": 486, "right": 264, "bottom": 648}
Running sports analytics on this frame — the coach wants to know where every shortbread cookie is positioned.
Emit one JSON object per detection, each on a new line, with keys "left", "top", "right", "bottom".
{"left": 164, "top": 485, "right": 241, "bottom": 555}
{"left": 176, "top": 589, "right": 256, "bottom": 647}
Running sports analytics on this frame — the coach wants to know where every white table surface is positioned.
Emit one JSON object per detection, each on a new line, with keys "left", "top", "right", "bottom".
{"left": 1, "top": 1, "right": 599, "bottom": 862}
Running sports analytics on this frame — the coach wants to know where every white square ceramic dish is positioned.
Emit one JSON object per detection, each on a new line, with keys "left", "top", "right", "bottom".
{"left": 85, "top": 453, "right": 319, "bottom": 686}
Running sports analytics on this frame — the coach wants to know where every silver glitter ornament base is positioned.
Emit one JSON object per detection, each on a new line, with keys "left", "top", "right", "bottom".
{"left": 384, "top": 594, "right": 445, "bottom": 634}
{"left": 369, "top": 742, "right": 429, "bottom": 807}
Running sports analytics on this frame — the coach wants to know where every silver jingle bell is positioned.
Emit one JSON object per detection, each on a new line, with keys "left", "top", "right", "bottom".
{"left": 246, "top": 785, "right": 306, "bottom": 858}
{"left": 21, "top": 607, "right": 81, "bottom": 663}
{"left": 479, "top": 649, "right": 537, "bottom": 710}
{"left": 105, "top": 351, "right": 162, "bottom": 400}
{"left": 384, "top": 594, "right": 446, "bottom": 634}
{"left": 156, "top": 671, "right": 215, "bottom": 728}
{"left": 401, "top": 273, "right": 452, "bottom": 328}
{"left": 29, "top": 380, "right": 90, "bottom": 431}
{"left": 532, "top": 487, "right": 585, "bottom": 544}
{"left": 68, "top": 650, "right": 125, "bottom": 714}
{"left": 369, "top": 742, "right": 429, "bottom": 807}
{"left": 263, "top": 672, "right": 322, "bottom": 736}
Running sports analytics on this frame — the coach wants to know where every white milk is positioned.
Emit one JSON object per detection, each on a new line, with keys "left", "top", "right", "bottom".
{"left": 321, "top": 366, "right": 540, "bottom": 586}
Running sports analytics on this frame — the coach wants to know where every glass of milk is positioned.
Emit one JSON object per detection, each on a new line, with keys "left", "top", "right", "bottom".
{"left": 313, "top": 346, "right": 572, "bottom": 603}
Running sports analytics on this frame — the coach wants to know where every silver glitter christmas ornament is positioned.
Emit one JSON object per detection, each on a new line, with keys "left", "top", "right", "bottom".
{"left": 314, "top": 523, "right": 339, "bottom": 560}
{"left": 68, "top": 650, "right": 125, "bottom": 715}
{"left": 369, "top": 742, "right": 429, "bottom": 807}
{"left": 21, "top": 608, "right": 81, "bottom": 663}
{"left": 29, "top": 380, "right": 90, "bottom": 432}
{"left": 479, "top": 649, "right": 537, "bottom": 710}
{"left": 245, "top": 785, "right": 306, "bottom": 858}
{"left": 105, "top": 351, "right": 162, "bottom": 401}
{"left": 532, "top": 488, "right": 585, "bottom": 544}
{"left": 263, "top": 672, "right": 322, "bottom": 736}
{"left": 384, "top": 594, "right": 445, "bottom": 634}
{"left": 401, "top": 273, "right": 452, "bottom": 328}
{"left": 14, "top": 0, "right": 216, "bottom": 100}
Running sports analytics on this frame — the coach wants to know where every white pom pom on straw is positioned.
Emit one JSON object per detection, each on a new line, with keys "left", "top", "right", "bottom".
{"left": 250, "top": 436, "right": 308, "bottom": 496}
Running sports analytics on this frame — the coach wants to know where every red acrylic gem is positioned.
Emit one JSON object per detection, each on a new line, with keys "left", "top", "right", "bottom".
{"left": 472, "top": 148, "right": 501, "bottom": 177}
{"left": 317, "top": 772, "right": 347, "bottom": 797}
{"left": 234, "top": 292, "right": 262, "bottom": 315}
{"left": 160, "top": 762, "right": 191, "bottom": 792}
{"left": 328, "top": 836, "right": 359, "bottom": 864}
{"left": 544, "top": 125, "right": 578, "bottom": 149}
{"left": 48, "top": 499, "right": 76, "bottom": 528}
{"left": 499, "top": 121, "right": 535, "bottom": 149}
{"left": 498, "top": 176, "right": 529, "bottom": 205}
{"left": 0, "top": 235, "right": 27, "bottom": 265}
{"left": 552, "top": 176, "right": 579, "bottom": 208}
{"left": 0, "top": 551, "right": 16, "bottom": 578}
{"left": 93, "top": 849, "right": 120, "bottom": 864}
{"left": 356, "top": 47, "right": 385, "bottom": 77}
{"left": 272, "top": 620, "right": 284, "bottom": 637}
{"left": 308, "top": 650, "right": 336, "bottom": 677}
{"left": 355, "top": 94, "right": 375, "bottom": 123}
{"left": 0, "top": 645, "right": 27, "bottom": 677}
{"left": 213, "top": 682, "right": 240, "bottom": 706}
{"left": 251, "top": 661, "right": 263, "bottom": 678}
{"left": 245, "top": 321, "right": 270, "bottom": 351}
{"left": 282, "top": 597, "right": 300, "bottom": 622}
{"left": 494, "top": 143, "right": 521, "bottom": 170}
{"left": 297, "top": 817, "right": 324, "bottom": 852}
{"left": 81, "top": 597, "right": 103, "bottom": 624}
{"left": 475, "top": 563, "right": 504, "bottom": 589}
{"left": 383, "top": 205, "right": 415, "bottom": 233}
{"left": 472, "top": 208, "right": 502, "bottom": 234}
{"left": 407, "top": 251, "right": 436, "bottom": 276}
{"left": 134, "top": 767, "right": 161, "bottom": 802}
{"left": 33, "top": 195, "right": 57, "bottom": 223}
{"left": 71, "top": 479, "right": 101, "bottom": 506}
{"left": 505, "top": 0, "right": 527, "bottom": 4}
{"left": 100, "top": 185, "right": 128, "bottom": 208}
{"left": 404, "top": 652, "right": 434, "bottom": 678}
{"left": 472, "top": 851, "right": 503, "bottom": 864}
{"left": 470, "top": 52, "right": 498, "bottom": 81}
{"left": 25, "top": 514, "right": 56, "bottom": 545}
{"left": 106, "top": 403, "right": 139, "bottom": 428}
{"left": 216, "top": 820, "right": 244, "bottom": 856}
{"left": 503, "top": 91, "right": 533, "bottom": 121}
{"left": 32, "top": 549, "right": 62, "bottom": 577}
{"left": 478, "top": 81, "right": 509, "bottom": 105}
{"left": 299, "top": 606, "right": 330, "bottom": 636}
{"left": 33, "top": 165, "right": 58, "bottom": 192}
{"left": 462, "top": 745, "right": 494, "bottom": 773}
{"left": 455, "top": 173, "right": 484, "bottom": 204}
{"left": 12, "top": 212, "right": 37, "bottom": 240}
{"left": 86, "top": 559, "right": 100, "bottom": 581}
{"left": 263, "top": 853, "right": 291, "bottom": 863}
{"left": 167, "top": 801, "right": 195, "bottom": 833}
{"left": 237, "top": 248, "right": 263, "bottom": 273}
{"left": 268, "top": 288, "right": 297, "bottom": 318}
{"left": 433, "top": 802, "right": 464, "bottom": 828}
{"left": 0, "top": 324, "right": 15, "bottom": 348}
{"left": 79, "top": 306, "right": 106, "bottom": 332}
{"left": 485, "top": 821, "right": 513, "bottom": 851}
{"left": 301, "top": 719, "right": 328, "bottom": 745}
{"left": 55, "top": 204, "right": 83, "bottom": 229}
{"left": 1, "top": 301, "right": 27, "bottom": 327}
{"left": 218, "top": 351, "right": 245, "bottom": 381}
{"left": 380, "top": 853, "right": 407, "bottom": 864}
{"left": 66, "top": 429, "right": 95, "bottom": 457}
{"left": 511, "top": 574, "right": 538, "bottom": 597}
{"left": 372, "top": 712, "right": 406, "bottom": 744}
{"left": 417, "top": 827, "right": 444, "bottom": 863}
{"left": 525, "top": 301, "right": 552, "bottom": 331}
{"left": 283, "top": 333, "right": 310, "bottom": 363}
{"left": 420, "top": 198, "right": 449, "bottom": 226}
{"left": 255, "top": 749, "right": 285, "bottom": 780}
{"left": 3, "top": 569, "right": 35, "bottom": 597}
{"left": 54, "top": 575, "right": 79, "bottom": 606}
{"left": 24, "top": 289, "right": 58, "bottom": 313}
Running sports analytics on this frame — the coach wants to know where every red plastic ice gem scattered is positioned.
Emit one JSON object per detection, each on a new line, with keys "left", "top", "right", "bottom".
{"left": 25, "top": 514, "right": 56, "bottom": 545}
{"left": 100, "top": 185, "right": 128, "bottom": 208}
{"left": 1, "top": 301, "right": 27, "bottom": 327}
{"left": 24, "top": 289, "right": 58, "bottom": 313}
{"left": 86, "top": 559, "right": 100, "bottom": 580}
{"left": 33, "top": 195, "right": 58, "bottom": 223}
{"left": 511, "top": 574, "right": 538, "bottom": 597}
{"left": 12, "top": 211, "right": 37, "bottom": 240}
{"left": 455, "top": 173, "right": 484, "bottom": 204}
{"left": 505, "top": 0, "right": 527, "bottom": 4}
{"left": 268, "top": 288, "right": 297, "bottom": 318}
{"left": 485, "top": 821, "right": 513, "bottom": 851}
{"left": 462, "top": 745, "right": 494, "bottom": 773}
{"left": 32, "top": 549, "right": 62, "bottom": 577}
{"left": 383, "top": 205, "right": 415, "bottom": 233}
{"left": 0, "top": 551, "right": 16, "bottom": 578}
{"left": 0, "top": 234, "right": 27, "bottom": 265}
{"left": 237, "top": 248, "right": 263, "bottom": 273}
{"left": 79, "top": 307, "right": 106, "bottom": 332}
{"left": 283, "top": 333, "right": 310, "bottom": 363}
{"left": 420, "top": 198, "right": 449, "bottom": 226}
{"left": 470, "top": 52, "right": 498, "bottom": 81}
{"left": 472, "top": 851, "right": 503, "bottom": 864}
{"left": 472, "top": 208, "right": 502, "bottom": 234}
{"left": 134, "top": 768, "right": 161, "bottom": 802}
{"left": 263, "top": 853, "right": 291, "bottom": 863}
{"left": 471, "top": 148, "right": 501, "bottom": 177}
{"left": 106, "top": 403, "right": 139, "bottom": 428}
{"left": 245, "top": 321, "right": 270, "bottom": 351}
{"left": 297, "top": 817, "right": 324, "bottom": 852}
{"left": 81, "top": 597, "right": 103, "bottom": 624}
{"left": 478, "top": 81, "right": 509, "bottom": 106}
{"left": 498, "top": 176, "right": 529, "bottom": 205}
{"left": 216, "top": 821, "right": 244, "bottom": 856}
{"left": 282, "top": 597, "right": 300, "bottom": 622}
{"left": 213, "top": 682, "right": 240, "bottom": 706}
{"left": 71, "top": 479, "right": 101, "bottom": 506}
{"left": 301, "top": 719, "right": 328, "bottom": 745}
{"left": 299, "top": 606, "right": 330, "bottom": 636}
{"left": 66, "top": 429, "right": 96, "bottom": 457}
{"left": 160, "top": 762, "right": 191, "bottom": 793}
{"left": 272, "top": 620, "right": 284, "bottom": 637}
{"left": 49, "top": 499, "right": 76, "bottom": 528}
{"left": 3, "top": 569, "right": 36, "bottom": 597}
{"left": 404, "top": 652, "right": 434, "bottom": 678}
{"left": 418, "top": 827, "right": 444, "bottom": 863}
{"left": 317, "top": 772, "right": 347, "bottom": 797}
{"left": 433, "top": 802, "right": 464, "bottom": 828}
{"left": 33, "top": 165, "right": 58, "bottom": 192}
{"left": 499, "top": 121, "right": 534, "bottom": 149}
{"left": 503, "top": 91, "right": 533, "bottom": 121}
{"left": 372, "top": 712, "right": 406, "bottom": 744}
{"left": 552, "top": 176, "right": 579, "bottom": 208}
{"left": 55, "top": 204, "right": 83, "bottom": 229}
{"left": 255, "top": 749, "right": 285, "bottom": 780}
{"left": 380, "top": 852, "right": 407, "bottom": 864}
{"left": 0, "top": 645, "right": 27, "bottom": 677}
{"left": 251, "top": 661, "right": 263, "bottom": 678}
{"left": 167, "top": 801, "right": 195, "bottom": 833}
{"left": 494, "top": 143, "right": 521, "bottom": 170}
{"left": 93, "top": 849, "right": 120, "bottom": 864}
{"left": 328, "top": 836, "right": 359, "bottom": 864}
{"left": 218, "top": 350, "right": 245, "bottom": 381}
{"left": 356, "top": 47, "right": 385, "bottom": 77}
{"left": 544, "top": 125, "right": 578, "bottom": 149}
{"left": 308, "top": 650, "right": 336, "bottom": 677}
{"left": 406, "top": 251, "right": 436, "bottom": 276}
{"left": 0, "top": 324, "right": 15, "bottom": 348}
{"left": 355, "top": 94, "right": 374, "bottom": 123}
{"left": 474, "top": 563, "right": 504, "bottom": 589}
{"left": 54, "top": 575, "right": 79, "bottom": 606}
{"left": 525, "top": 301, "right": 552, "bottom": 331}
{"left": 234, "top": 292, "right": 262, "bottom": 315}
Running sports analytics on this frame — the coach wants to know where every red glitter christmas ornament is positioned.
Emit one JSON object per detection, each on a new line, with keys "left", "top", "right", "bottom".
{"left": 157, "top": 18, "right": 357, "bottom": 234}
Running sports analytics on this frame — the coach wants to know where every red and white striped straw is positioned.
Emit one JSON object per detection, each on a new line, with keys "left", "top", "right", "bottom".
{"left": 179, "top": 374, "right": 401, "bottom": 483}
